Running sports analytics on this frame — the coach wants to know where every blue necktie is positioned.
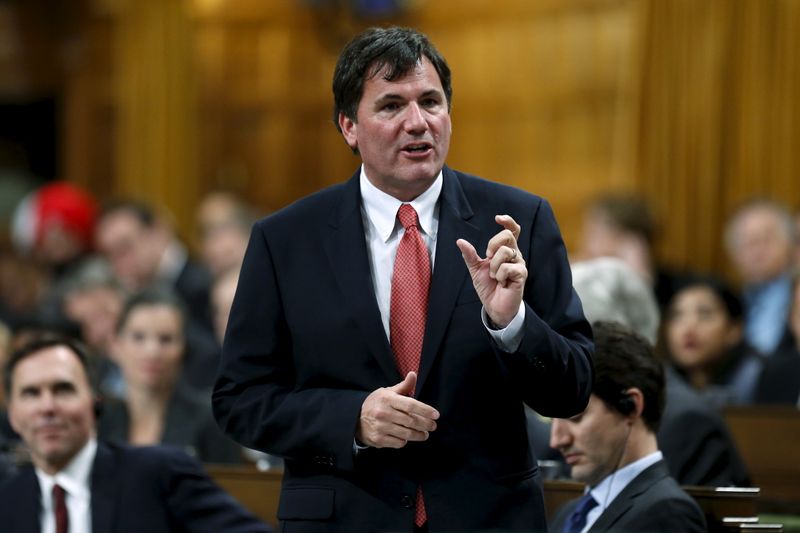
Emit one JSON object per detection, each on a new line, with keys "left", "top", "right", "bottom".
{"left": 563, "top": 493, "right": 598, "bottom": 533}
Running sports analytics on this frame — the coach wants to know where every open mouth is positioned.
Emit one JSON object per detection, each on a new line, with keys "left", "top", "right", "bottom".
{"left": 402, "top": 142, "right": 432, "bottom": 154}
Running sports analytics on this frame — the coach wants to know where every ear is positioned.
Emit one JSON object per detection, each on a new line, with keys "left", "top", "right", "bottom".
{"left": 338, "top": 112, "right": 358, "bottom": 151}
{"left": 624, "top": 387, "right": 645, "bottom": 420}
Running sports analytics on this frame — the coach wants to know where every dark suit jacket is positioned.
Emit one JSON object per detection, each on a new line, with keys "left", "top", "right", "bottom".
{"left": 550, "top": 460, "right": 706, "bottom": 533}
{"left": 755, "top": 348, "right": 800, "bottom": 404}
{"left": 658, "top": 369, "right": 751, "bottom": 487}
{"left": 98, "top": 386, "right": 243, "bottom": 464}
{"left": 213, "top": 167, "right": 594, "bottom": 532}
{"left": 0, "top": 441, "right": 270, "bottom": 533}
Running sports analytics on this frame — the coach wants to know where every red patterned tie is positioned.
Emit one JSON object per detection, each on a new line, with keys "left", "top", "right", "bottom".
{"left": 53, "top": 484, "right": 69, "bottom": 533}
{"left": 390, "top": 203, "right": 430, "bottom": 527}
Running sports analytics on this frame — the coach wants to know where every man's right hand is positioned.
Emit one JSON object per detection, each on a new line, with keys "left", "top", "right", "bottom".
{"left": 356, "top": 372, "right": 440, "bottom": 449}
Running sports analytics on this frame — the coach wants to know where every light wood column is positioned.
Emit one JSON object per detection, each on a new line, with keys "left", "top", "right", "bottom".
{"left": 113, "top": 0, "right": 198, "bottom": 238}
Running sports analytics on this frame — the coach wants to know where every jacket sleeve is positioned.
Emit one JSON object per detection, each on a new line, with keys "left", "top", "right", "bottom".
{"left": 212, "top": 222, "right": 370, "bottom": 472}
{"left": 160, "top": 447, "right": 273, "bottom": 533}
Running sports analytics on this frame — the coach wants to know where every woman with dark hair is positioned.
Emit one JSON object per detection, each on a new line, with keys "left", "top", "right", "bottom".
{"left": 662, "top": 276, "right": 763, "bottom": 407}
{"left": 99, "top": 288, "right": 242, "bottom": 463}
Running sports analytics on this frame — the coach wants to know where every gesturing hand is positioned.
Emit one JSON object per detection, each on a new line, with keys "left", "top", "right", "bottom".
{"left": 456, "top": 214, "right": 527, "bottom": 328}
{"left": 357, "top": 372, "right": 440, "bottom": 449}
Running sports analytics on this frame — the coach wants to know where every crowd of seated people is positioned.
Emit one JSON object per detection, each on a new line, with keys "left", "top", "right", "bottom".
{"left": 0, "top": 181, "right": 798, "bottom": 516}
{"left": 0, "top": 188, "right": 264, "bottom": 482}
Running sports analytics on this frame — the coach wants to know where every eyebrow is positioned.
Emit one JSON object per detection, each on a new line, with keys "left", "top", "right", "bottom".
{"left": 375, "top": 89, "right": 444, "bottom": 105}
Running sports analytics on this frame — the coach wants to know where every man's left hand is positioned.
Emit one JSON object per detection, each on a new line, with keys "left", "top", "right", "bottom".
{"left": 456, "top": 214, "right": 527, "bottom": 328}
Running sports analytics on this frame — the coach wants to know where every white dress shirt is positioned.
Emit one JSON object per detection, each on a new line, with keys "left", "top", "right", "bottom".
{"left": 580, "top": 451, "right": 664, "bottom": 533}
{"left": 36, "top": 438, "right": 97, "bottom": 533}
{"left": 358, "top": 166, "right": 525, "bottom": 351}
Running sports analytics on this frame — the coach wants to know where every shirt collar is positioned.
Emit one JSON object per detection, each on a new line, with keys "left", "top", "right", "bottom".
{"left": 36, "top": 438, "right": 97, "bottom": 503}
{"left": 588, "top": 450, "right": 663, "bottom": 511}
{"left": 359, "top": 165, "right": 442, "bottom": 243}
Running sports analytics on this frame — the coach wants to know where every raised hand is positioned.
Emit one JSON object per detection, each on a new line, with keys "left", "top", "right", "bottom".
{"left": 456, "top": 214, "right": 527, "bottom": 328}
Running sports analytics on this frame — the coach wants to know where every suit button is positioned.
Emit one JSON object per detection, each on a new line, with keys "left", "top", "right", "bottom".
{"left": 400, "top": 495, "right": 414, "bottom": 509}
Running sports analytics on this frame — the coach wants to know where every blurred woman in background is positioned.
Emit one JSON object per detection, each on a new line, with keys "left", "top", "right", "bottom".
{"left": 662, "top": 276, "right": 763, "bottom": 407}
{"left": 99, "top": 288, "right": 241, "bottom": 463}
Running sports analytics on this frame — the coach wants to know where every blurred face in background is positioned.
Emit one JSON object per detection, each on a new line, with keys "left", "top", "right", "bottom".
{"left": 728, "top": 207, "right": 793, "bottom": 284}
{"left": 63, "top": 286, "right": 124, "bottom": 356}
{"left": 96, "top": 212, "right": 160, "bottom": 290}
{"left": 8, "top": 346, "right": 96, "bottom": 475}
{"left": 665, "top": 286, "right": 741, "bottom": 371}
{"left": 112, "top": 303, "right": 185, "bottom": 393}
{"left": 196, "top": 193, "right": 249, "bottom": 278}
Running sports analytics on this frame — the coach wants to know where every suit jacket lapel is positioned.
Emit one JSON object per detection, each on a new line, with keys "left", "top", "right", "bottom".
{"left": 90, "top": 442, "right": 118, "bottom": 533}
{"left": 14, "top": 467, "right": 41, "bottom": 533}
{"left": 589, "top": 460, "right": 670, "bottom": 532}
{"left": 324, "top": 171, "right": 400, "bottom": 383}
{"left": 417, "top": 167, "right": 484, "bottom": 391}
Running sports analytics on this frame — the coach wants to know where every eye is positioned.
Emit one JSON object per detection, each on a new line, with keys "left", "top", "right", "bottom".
{"left": 159, "top": 333, "right": 178, "bottom": 346}
{"left": 53, "top": 382, "right": 77, "bottom": 396}
{"left": 421, "top": 97, "right": 439, "bottom": 108}
{"left": 382, "top": 102, "right": 400, "bottom": 112}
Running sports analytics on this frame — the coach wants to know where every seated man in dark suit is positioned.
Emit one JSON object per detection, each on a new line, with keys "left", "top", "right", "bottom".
{"left": 549, "top": 321, "right": 706, "bottom": 533}
{"left": 0, "top": 334, "right": 270, "bottom": 533}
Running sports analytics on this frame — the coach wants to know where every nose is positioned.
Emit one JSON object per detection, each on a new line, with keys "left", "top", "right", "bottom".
{"left": 403, "top": 102, "right": 427, "bottom": 133}
{"left": 549, "top": 419, "right": 571, "bottom": 450}
{"left": 36, "top": 390, "right": 58, "bottom": 414}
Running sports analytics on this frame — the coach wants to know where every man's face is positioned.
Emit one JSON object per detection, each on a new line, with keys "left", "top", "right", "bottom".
{"left": 729, "top": 207, "right": 793, "bottom": 284}
{"left": 95, "top": 212, "right": 157, "bottom": 289}
{"left": 63, "top": 286, "right": 123, "bottom": 355}
{"left": 8, "top": 346, "right": 96, "bottom": 475}
{"left": 339, "top": 57, "right": 451, "bottom": 202}
{"left": 549, "top": 395, "right": 630, "bottom": 487}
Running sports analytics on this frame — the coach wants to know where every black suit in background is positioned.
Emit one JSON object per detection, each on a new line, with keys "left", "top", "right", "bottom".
{"left": 214, "top": 167, "right": 594, "bottom": 532}
{"left": 658, "top": 368, "right": 751, "bottom": 487}
{"left": 549, "top": 460, "right": 706, "bottom": 533}
{"left": 755, "top": 347, "right": 800, "bottom": 405}
{"left": 98, "top": 386, "right": 243, "bottom": 464}
{"left": 0, "top": 441, "right": 271, "bottom": 533}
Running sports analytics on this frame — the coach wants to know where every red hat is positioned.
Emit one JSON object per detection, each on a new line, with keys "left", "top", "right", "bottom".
{"left": 12, "top": 181, "right": 99, "bottom": 254}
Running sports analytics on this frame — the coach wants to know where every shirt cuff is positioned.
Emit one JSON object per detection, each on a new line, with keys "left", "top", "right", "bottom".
{"left": 353, "top": 439, "right": 369, "bottom": 455}
{"left": 482, "top": 301, "right": 526, "bottom": 352}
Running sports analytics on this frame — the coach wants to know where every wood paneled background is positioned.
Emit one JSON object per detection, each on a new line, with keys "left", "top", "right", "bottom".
{"left": 3, "top": 0, "right": 799, "bottom": 276}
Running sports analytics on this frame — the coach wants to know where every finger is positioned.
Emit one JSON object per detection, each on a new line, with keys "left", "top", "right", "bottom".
{"left": 388, "top": 425, "right": 430, "bottom": 443}
{"left": 456, "top": 238, "right": 483, "bottom": 269}
{"left": 373, "top": 434, "right": 410, "bottom": 449}
{"left": 485, "top": 229, "right": 516, "bottom": 259}
{"left": 392, "top": 394, "right": 440, "bottom": 422}
{"left": 495, "top": 214, "right": 521, "bottom": 240}
{"left": 488, "top": 244, "right": 519, "bottom": 276}
{"left": 493, "top": 262, "right": 527, "bottom": 287}
{"left": 390, "top": 371, "right": 417, "bottom": 397}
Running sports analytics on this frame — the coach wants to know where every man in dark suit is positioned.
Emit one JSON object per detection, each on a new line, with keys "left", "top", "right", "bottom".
{"left": 0, "top": 335, "right": 271, "bottom": 533}
{"left": 213, "top": 27, "right": 593, "bottom": 532}
{"left": 549, "top": 322, "right": 705, "bottom": 533}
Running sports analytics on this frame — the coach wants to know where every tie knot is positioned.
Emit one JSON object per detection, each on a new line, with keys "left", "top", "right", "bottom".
{"left": 564, "top": 492, "right": 598, "bottom": 533}
{"left": 53, "top": 484, "right": 66, "bottom": 499}
{"left": 575, "top": 493, "right": 598, "bottom": 515}
{"left": 397, "top": 204, "right": 420, "bottom": 230}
